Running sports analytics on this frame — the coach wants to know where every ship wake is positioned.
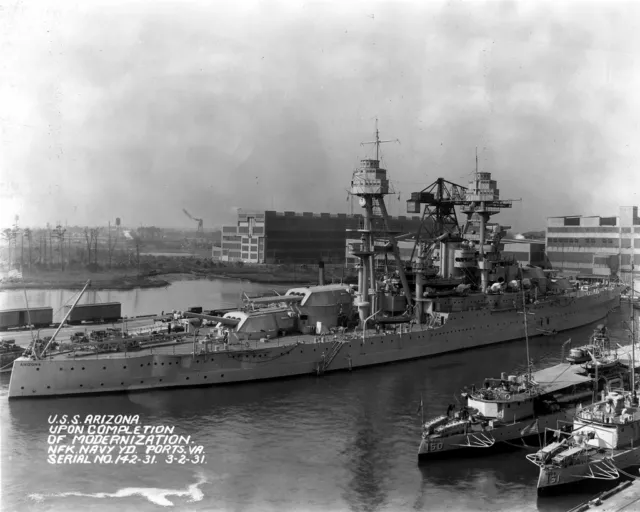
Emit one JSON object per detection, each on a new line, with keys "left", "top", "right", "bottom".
{"left": 29, "top": 472, "right": 207, "bottom": 507}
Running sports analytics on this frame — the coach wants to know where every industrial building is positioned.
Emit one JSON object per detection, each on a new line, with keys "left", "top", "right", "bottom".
{"left": 501, "top": 239, "right": 548, "bottom": 267}
{"left": 213, "top": 210, "right": 423, "bottom": 264}
{"left": 546, "top": 205, "right": 640, "bottom": 281}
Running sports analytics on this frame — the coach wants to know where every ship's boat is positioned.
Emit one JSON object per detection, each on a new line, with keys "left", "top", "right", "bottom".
{"left": 423, "top": 416, "right": 448, "bottom": 435}
{"left": 566, "top": 348, "right": 591, "bottom": 364}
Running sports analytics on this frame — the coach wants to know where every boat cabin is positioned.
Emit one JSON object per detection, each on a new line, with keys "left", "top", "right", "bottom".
{"left": 467, "top": 393, "right": 535, "bottom": 421}
{"left": 574, "top": 391, "right": 640, "bottom": 449}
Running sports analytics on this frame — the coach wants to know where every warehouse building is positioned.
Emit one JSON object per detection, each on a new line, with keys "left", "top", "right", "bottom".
{"left": 213, "top": 210, "right": 422, "bottom": 264}
{"left": 501, "top": 239, "right": 549, "bottom": 267}
{"left": 545, "top": 205, "right": 640, "bottom": 281}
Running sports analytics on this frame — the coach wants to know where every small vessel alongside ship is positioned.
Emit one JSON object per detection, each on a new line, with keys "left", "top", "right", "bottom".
{"left": 417, "top": 368, "right": 597, "bottom": 459}
{"left": 527, "top": 387, "right": 640, "bottom": 493}
{"left": 7, "top": 126, "right": 624, "bottom": 399}
{"left": 527, "top": 269, "right": 639, "bottom": 493}
{"left": 417, "top": 345, "right": 628, "bottom": 459}
{"left": 565, "top": 324, "right": 621, "bottom": 373}
{"left": 566, "top": 325, "right": 611, "bottom": 365}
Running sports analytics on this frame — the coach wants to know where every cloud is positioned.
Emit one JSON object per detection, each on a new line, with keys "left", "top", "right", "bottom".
{"left": 1, "top": 0, "right": 638, "bottom": 232}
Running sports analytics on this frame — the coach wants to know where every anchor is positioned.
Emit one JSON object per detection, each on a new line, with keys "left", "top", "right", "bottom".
{"left": 452, "top": 432, "right": 496, "bottom": 448}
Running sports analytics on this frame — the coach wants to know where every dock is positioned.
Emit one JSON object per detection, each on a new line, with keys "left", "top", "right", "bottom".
{"left": 568, "top": 477, "right": 640, "bottom": 511}
{"left": 532, "top": 362, "right": 593, "bottom": 393}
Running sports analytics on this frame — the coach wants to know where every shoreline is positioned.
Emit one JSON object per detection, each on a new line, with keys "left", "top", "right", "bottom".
{"left": 0, "top": 269, "right": 334, "bottom": 291}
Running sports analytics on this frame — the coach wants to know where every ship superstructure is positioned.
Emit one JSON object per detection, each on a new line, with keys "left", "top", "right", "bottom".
{"left": 527, "top": 388, "right": 640, "bottom": 493}
{"left": 7, "top": 126, "right": 624, "bottom": 399}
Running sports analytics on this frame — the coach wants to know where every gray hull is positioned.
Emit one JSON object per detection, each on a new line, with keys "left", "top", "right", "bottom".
{"left": 8, "top": 287, "right": 622, "bottom": 398}
{"left": 536, "top": 446, "right": 640, "bottom": 492}
{"left": 418, "top": 411, "right": 570, "bottom": 458}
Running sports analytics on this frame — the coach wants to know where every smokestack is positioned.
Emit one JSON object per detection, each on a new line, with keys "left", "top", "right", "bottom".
{"left": 318, "top": 261, "right": 325, "bottom": 286}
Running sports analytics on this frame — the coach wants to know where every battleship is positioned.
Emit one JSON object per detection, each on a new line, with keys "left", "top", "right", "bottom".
{"left": 7, "top": 127, "right": 624, "bottom": 398}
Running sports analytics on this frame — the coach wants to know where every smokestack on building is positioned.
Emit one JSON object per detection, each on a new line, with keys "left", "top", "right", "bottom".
{"left": 318, "top": 261, "right": 325, "bottom": 286}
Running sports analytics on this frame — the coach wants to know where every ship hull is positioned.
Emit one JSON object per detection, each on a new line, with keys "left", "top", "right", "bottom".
{"left": 536, "top": 447, "right": 640, "bottom": 493}
{"left": 418, "top": 411, "right": 571, "bottom": 460}
{"left": 8, "top": 287, "right": 622, "bottom": 398}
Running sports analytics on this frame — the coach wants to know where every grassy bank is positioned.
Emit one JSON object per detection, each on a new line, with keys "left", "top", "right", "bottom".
{"left": 0, "top": 270, "right": 170, "bottom": 290}
{"left": 0, "top": 257, "right": 354, "bottom": 291}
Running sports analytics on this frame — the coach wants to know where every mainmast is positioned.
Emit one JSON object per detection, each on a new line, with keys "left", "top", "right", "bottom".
{"left": 631, "top": 258, "right": 636, "bottom": 402}
{"left": 519, "top": 265, "right": 532, "bottom": 384}
{"left": 348, "top": 121, "right": 411, "bottom": 325}
{"left": 459, "top": 153, "right": 513, "bottom": 293}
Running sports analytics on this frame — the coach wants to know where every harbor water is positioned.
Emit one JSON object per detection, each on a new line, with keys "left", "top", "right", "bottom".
{"left": 0, "top": 279, "right": 290, "bottom": 321}
{"left": 0, "top": 280, "right": 637, "bottom": 512}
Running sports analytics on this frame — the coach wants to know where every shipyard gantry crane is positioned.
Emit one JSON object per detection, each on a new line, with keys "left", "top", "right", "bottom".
{"left": 182, "top": 209, "right": 204, "bottom": 237}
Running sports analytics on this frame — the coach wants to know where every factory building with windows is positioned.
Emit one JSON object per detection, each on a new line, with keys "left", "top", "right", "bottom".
{"left": 501, "top": 239, "right": 549, "bottom": 268}
{"left": 213, "top": 210, "right": 423, "bottom": 264}
{"left": 545, "top": 205, "right": 640, "bottom": 281}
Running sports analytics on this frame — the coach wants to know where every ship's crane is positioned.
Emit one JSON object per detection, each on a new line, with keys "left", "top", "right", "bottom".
{"left": 406, "top": 178, "right": 467, "bottom": 261}
{"left": 182, "top": 209, "right": 204, "bottom": 237}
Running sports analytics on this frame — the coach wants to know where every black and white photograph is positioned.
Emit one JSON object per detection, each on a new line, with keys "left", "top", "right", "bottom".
{"left": 1, "top": 0, "right": 640, "bottom": 511}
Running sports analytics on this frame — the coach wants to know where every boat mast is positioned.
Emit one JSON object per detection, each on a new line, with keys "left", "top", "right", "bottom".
{"left": 21, "top": 277, "right": 35, "bottom": 348}
{"left": 632, "top": 257, "right": 636, "bottom": 401}
{"left": 459, "top": 152, "right": 513, "bottom": 293}
{"left": 520, "top": 265, "right": 532, "bottom": 384}
{"left": 39, "top": 280, "right": 91, "bottom": 358}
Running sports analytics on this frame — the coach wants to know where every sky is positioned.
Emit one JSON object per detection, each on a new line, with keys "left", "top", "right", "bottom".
{"left": 1, "top": 0, "right": 639, "bottom": 232}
